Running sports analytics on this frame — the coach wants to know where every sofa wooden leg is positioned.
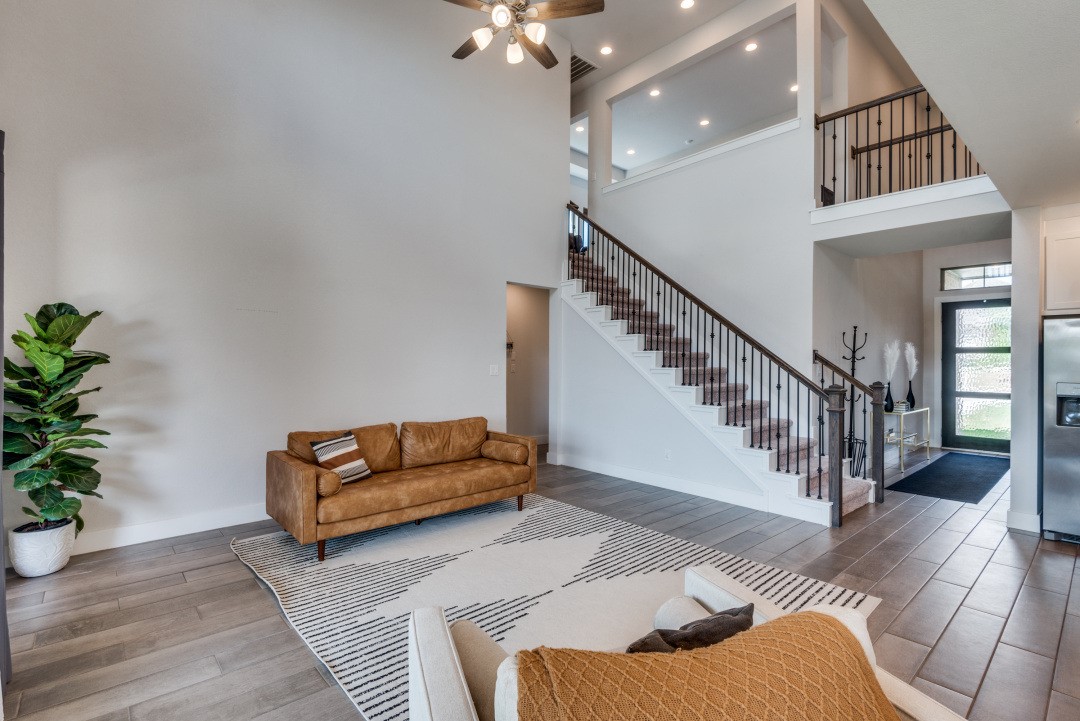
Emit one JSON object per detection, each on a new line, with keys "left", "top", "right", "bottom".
{"left": 415, "top": 519, "right": 422, "bottom": 525}
{"left": 518, "top": 495, "right": 524, "bottom": 511}
{"left": 317, "top": 540, "right": 325, "bottom": 562}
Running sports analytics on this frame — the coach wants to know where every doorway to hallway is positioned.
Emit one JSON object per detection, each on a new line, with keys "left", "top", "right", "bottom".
{"left": 941, "top": 298, "right": 1011, "bottom": 453}
{"left": 506, "top": 284, "right": 551, "bottom": 451}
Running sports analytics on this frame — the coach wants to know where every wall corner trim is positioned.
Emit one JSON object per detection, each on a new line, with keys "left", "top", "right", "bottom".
{"left": 1005, "top": 509, "right": 1041, "bottom": 535}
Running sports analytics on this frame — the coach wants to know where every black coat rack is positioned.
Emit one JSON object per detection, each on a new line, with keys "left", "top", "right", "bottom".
{"left": 841, "top": 325, "right": 867, "bottom": 457}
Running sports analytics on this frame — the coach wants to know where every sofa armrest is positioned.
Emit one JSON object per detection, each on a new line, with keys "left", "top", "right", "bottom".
{"left": 486, "top": 431, "right": 536, "bottom": 493}
{"left": 683, "top": 566, "right": 780, "bottom": 625}
{"left": 408, "top": 607, "right": 481, "bottom": 721}
{"left": 876, "top": 668, "right": 967, "bottom": 721}
{"left": 266, "top": 451, "right": 319, "bottom": 545}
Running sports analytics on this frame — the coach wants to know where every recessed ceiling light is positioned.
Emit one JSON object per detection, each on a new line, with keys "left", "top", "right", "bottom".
{"left": 745, "top": 42, "right": 758, "bottom": 52}
{"left": 650, "top": 89, "right": 661, "bottom": 97}
{"left": 790, "top": 84, "right": 799, "bottom": 92}
{"left": 626, "top": 148, "right": 636, "bottom": 155}
{"left": 699, "top": 119, "right": 710, "bottom": 127}
{"left": 680, "top": 0, "right": 695, "bottom": 8}
{"left": 600, "top": 46, "right": 613, "bottom": 55}
{"left": 575, "top": 125, "right": 585, "bottom": 132}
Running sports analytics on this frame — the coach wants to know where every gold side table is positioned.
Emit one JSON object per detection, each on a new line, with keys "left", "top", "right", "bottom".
{"left": 885, "top": 407, "right": 931, "bottom": 474}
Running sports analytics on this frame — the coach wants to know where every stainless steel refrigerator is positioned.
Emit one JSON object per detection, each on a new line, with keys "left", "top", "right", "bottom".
{"left": 1043, "top": 317, "right": 1080, "bottom": 540}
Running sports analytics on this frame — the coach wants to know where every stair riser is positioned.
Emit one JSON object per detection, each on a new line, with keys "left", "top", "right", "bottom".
{"left": 662, "top": 351, "right": 710, "bottom": 366}
{"left": 613, "top": 308, "right": 659, "bottom": 322}
{"left": 626, "top": 323, "right": 677, "bottom": 336}
{"left": 682, "top": 367, "right": 729, "bottom": 385}
{"left": 577, "top": 277, "right": 620, "bottom": 290}
{"left": 583, "top": 285, "right": 632, "bottom": 298}
{"left": 643, "top": 337, "right": 693, "bottom": 352}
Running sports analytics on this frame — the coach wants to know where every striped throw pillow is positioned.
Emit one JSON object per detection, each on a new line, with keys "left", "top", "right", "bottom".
{"left": 309, "top": 432, "right": 373, "bottom": 484}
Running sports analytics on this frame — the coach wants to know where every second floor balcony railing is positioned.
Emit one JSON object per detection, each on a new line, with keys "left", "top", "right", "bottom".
{"left": 815, "top": 85, "right": 984, "bottom": 206}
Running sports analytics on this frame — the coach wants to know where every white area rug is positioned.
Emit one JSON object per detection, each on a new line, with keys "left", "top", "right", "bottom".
{"left": 231, "top": 495, "right": 880, "bottom": 721}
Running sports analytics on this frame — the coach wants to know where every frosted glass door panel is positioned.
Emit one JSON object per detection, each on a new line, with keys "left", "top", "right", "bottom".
{"left": 956, "top": 353, "right": 1011, "bottom": 394}
{"left": 955, "top": 307, "right": 1011, "bottom": 348}
{"left": 955, "top": 398, "right": 1011, "bottom": 440}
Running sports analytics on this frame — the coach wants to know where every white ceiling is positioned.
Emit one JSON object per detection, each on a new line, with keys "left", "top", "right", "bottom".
{"left": 862, "top": 0, "right": 1080, "bottom": 209}
{"left": 548, "top": 0, "right": 746, "bottom": 91}
{"left": 609, "top": 15, "right": 798, "bottom": 171}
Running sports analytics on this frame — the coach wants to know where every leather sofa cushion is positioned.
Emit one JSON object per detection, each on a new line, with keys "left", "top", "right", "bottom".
{"left": 287, "top": 429, "right": 344, "bottom": 464}
{"left": 400, "top": 417, "right": 487, "bottom": 469}
{"left": 349, "top": 423, "right": 401, "bottom": 473}
{"left": 481, "top": 439, "right": 528, "bottom": 465}
{"left": 317, "top": 457, "right": 528, "bottom": 524}
{"left": 286, "top": 423, "right": 401, "bottom": 472}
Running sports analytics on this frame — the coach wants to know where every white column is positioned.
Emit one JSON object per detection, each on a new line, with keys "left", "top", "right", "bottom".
{"left": 1008, "top": 206, "right": 1041, "bottom": 534}
{"left": 796, "top": 0, "right": 821, "bottom": 210}
{"left": 586, "top": 97, "right": 612, "bottom": 214}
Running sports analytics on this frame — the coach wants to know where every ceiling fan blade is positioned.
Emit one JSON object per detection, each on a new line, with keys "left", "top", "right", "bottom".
{"left": 452, "top": 35, "right": 480, "bottom": 59}
{"left": 529, "top": 0, "right": 604, "bottom": 20}
{"left": 514, "top": 27, "right": 559, "bottom": 69}
{"left": 442, "top": 0, "right": 489, "bottom": 10}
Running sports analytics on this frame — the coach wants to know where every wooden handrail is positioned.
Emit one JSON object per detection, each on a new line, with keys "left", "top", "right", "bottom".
{"left": 815, "top": 84, "right": 925, "bottom": 127}
{"left": 569, "top": 204, "right": 828, "bottom": 401}
{"left": 851, "top": 124, "right": 953, "bottom": 158}
{"left": 813, "top": 350, "right": 873, "bottom": 394}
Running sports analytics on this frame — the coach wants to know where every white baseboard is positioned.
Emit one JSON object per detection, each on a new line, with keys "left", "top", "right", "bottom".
{"left": 557, "top": 453, "right": 767, "bottom": 512}
{"left": 1006, "top": 509, "right": 1041, "bottom": 535}
{"left": 73, "top": 502, "right": 270, "bottom": 555}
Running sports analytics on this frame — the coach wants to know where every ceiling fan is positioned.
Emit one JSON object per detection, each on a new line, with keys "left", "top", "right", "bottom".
{"left": 443, "top": 0, "right": 605, "bottom": 69}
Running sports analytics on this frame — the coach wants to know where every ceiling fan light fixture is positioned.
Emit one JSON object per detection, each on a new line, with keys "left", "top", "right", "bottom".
{"left": 524, "top": 22, "right": 547, "bottom": 45}
{"left": 525, "top": 7, "right": 539, "bottom": 18}
{"left": 490, "top": 3, "right": 513, "bottom": 28}
{"left": 507, "top": 37, "right": 525, "bottom": 64}
{"left": 472, "top": 26, "right": 495, "bottom": 51}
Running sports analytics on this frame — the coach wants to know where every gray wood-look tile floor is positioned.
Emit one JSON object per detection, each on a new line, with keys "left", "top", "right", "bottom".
{"left": 4, "top": 450, "right": 1077, "bottom": 720}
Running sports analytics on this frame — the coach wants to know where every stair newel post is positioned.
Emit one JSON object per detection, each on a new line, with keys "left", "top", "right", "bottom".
{"left": 826, "top": 384, "right": 847, "bottom": 527}
{"left": 870, "top": 381, "right": 886, "bottom": 504}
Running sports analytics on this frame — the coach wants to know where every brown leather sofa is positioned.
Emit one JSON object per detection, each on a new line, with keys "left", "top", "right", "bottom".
{"left": 266, "top": 417, "right": 536, "bottom": 560}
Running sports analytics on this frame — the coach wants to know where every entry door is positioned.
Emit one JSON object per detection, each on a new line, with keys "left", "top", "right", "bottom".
{"left": 942, "top": 299, "right": 1011, "bottom": 453}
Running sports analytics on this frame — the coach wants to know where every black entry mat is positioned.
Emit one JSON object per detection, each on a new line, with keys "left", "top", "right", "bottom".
{"left": 888, "top": 452, "right": 1010, "bottom": 504}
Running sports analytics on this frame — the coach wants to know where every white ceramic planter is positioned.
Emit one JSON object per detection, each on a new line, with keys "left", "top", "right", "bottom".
{"left": 9, "top": 519, "right": 76, "bottom": 577}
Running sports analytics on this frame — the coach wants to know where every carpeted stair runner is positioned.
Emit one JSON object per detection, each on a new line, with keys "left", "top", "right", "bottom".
{"left": 570, "top": 254, "right": 869, "bottom": 517}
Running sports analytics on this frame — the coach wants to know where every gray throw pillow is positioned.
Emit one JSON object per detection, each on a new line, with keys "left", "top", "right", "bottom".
{"left": 626, "top": 603, "right": 754, "bottom": 654}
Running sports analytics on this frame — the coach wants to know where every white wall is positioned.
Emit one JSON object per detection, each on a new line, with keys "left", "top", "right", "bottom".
{"left": 820, "top": 0, "right": 915, "bottom": 105}
{"left": 0, "top": 0, "right": 569, "bottom": 552}
{"left": 813, "top": 245, "right": 923, "bottom": 386}
{"left": 506, "top": 284, "right": 551, "bottom": 444}
{"left": 920, "top": 237, "right": 1012, "bottom": 447}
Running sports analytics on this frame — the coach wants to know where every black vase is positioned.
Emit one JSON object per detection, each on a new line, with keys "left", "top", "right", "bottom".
{"left": 906, "top": 380, "right": 916, "bottom": 409}
{"left": 884, "top": 382, "right": 895, "bottom": 412}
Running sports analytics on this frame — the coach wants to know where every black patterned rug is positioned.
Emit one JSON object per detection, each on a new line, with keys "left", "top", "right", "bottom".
{"left": 231, "top": 495, "right": 879, "bottom": 720}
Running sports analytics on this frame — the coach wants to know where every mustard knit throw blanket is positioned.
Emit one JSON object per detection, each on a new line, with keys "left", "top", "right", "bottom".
{"left": 517, "top": 612, "right": 901, "bottom": 721}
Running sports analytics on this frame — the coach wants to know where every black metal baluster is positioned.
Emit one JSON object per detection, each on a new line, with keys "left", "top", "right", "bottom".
{"left": 926, "top": 93, "right": 932, "bottom": 187}
{"left": 876, "top": 103, "right": 882, "bottom": 197}
{"left": 865, "top": 109, "right": 872, "bottom": 198}
{"left": 843, "top": 115, "right": 848, "bottom": 202}
{"left": 741, "top": 339, "right": 748, "bottom": 427}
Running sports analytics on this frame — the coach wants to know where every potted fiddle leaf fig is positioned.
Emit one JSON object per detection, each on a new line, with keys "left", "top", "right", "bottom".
{"left": 3, "top": 303, "right": 110, "bottom": 577}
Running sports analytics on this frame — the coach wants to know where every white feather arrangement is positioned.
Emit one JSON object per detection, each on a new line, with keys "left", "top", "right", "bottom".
{"left": 883, "top": 340, "right": 900, "bottom": 383}
{"left": 905, "top": 342, "right": 919, "bottom": 381}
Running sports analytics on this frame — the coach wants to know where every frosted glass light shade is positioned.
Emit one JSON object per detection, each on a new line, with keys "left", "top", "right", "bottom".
{"left": 506, "top": 39, "right": 524, "bottom": 64}
{"left": 524, "top": 22, "right": 546, "bottom": 44}
{"left": 472, "top": 26, "right": 494, "bottom": 51}
{"left": 490, "top": 4, "right": 513, "bottom": 27}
